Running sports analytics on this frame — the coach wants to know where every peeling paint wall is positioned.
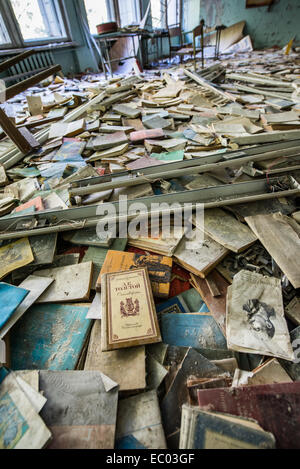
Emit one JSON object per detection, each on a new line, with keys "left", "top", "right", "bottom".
{"left": 194, "top": 0, "right": 300, "bottom": 49}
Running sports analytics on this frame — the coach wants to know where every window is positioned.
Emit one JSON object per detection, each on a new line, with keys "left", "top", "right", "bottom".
{"left": 10, "top": 0, "right": 66, "bottom": 42}
{"left": 118, "top": 0, "right": 140, "bottom": 28}
{"left": 167, "top": 0, "right": 181, "bottom": 28}
{"left": 84, "top": 0, "right": 111, "bottom": 35}
{"left": 150, "top": 0, "right": 181, "bottom": 29}
{"left": 150, "top": 0, "right": 165, "bottom": 29}
{"left": 0, "top": 13, "right": 11, "bottom": 45}
{"left": 0, "top": 0, "right": 69, "bottom": 49}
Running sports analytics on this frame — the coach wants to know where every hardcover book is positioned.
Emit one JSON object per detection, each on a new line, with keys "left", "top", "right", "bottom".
{"left": 160, "top": 313, "right": 227, "bottom": 350}
{"left": 84, "top": 320, "right": 146, "bottom": 391}
{"left": 226, "top": 270, "right": 294, "bottom": 360}
{"left": 115, "top": 391, "right": 167, "bottom": 449}
{"left": 10, "top": 304, "right": 92, "bottom": 370}
{"left": 101, "top": 268, "right": 161, "bottom": 351}
{"left": 161, "top": 347, "right": 228, "bottom": 449}
{"left": 39, "top": 371, "right": 118, "bottom": 449}
{"left": 174, "top": 231, "right": 229, "bottom": 278}
{"left": 96, "top": 250, "right": 172, "bottom": 298}
{"left": 0, "top": 283, "right": 29, "bottom": 330}
{"left": 0, "top": 372, "right": 51, "bottom": 449}
{"left": 180, "top": 405, "right": 276, "bottom": 449}
{"left": 197, "top": 382, "right": 300, "bottom": 449}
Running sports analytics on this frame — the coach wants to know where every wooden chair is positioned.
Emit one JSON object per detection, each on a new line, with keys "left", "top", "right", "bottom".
{"left": 168, "top": 24, "right": 184, "bottom": 59}
{"left": 177, "top": 20, "right": 205, "bottom": 70}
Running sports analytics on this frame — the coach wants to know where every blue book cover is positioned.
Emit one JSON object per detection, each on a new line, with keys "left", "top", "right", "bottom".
{"left": 0, "top": 283, "right": 29, "bottom": 330}
{"left": 53, "top": 141, "right": 86, "bottom": 162}
{"left": 156, "top": 297, "right": 189, "bottom": 317}
{"left": 178, "top": 288, "right": 206, "bottom": 312}
{"left": 115, "top": 435, "right": 147, "bottom": 449}
{"left": 161, "top": 313, "right": 227, "bottom": 350}
{"left": 10, "top": 304, "right": 91, "bottom": 370}
{"left": 0, "top": 367, "right": 9, "bottom": 385}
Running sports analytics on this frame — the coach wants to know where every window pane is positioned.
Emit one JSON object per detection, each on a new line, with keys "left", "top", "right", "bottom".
{"left": 84, "top": 0, "right": 109, "bottom": 35}
{"left": 11, "top": 0, "right": 65, "bottom": 41}
{"left": 118, "top": 0, "right": 140, "bottom": 27}
{"left": 150, "top": 0, "right": 164, "bottom": 29}
{"left": 0, "top": 13, "right": 11, "bottom": 45}
{"left": 168, "top": 0, "right": 179, "bottom": 27}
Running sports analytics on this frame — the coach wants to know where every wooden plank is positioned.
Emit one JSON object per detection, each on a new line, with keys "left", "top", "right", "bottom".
{"left": 5, "top": 64, "right": 62, "bottom": 100}
{"left": 0, "top": 108, "right": 38, "bottom": 154}
{"left": 0, "top": 49, "right": 35, "bottom": 73}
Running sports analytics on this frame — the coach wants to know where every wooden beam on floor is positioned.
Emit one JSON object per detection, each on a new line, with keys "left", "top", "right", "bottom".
{"left": 5, "top": 64, "right": 62, "bottom": 100}
{"left": 0, "top": 108, "right": 40, "bottom": 154}
{"left": 0, "top": 49, "right": 35, "bottom": 74}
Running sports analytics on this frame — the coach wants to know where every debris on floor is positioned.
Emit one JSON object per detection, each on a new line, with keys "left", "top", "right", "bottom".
{"left": 1, "top": 44, "right": 300, "bottom": 450}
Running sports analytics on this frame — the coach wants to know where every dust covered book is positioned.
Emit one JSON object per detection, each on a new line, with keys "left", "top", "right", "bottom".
{"left": 101, "top": 268, "right": 161, "bottom": 351}
{"left": 96, "top": 250, "right": 172, "bottom": 298}
{"left": 226, "top": 270, "right": 294, "bottom": 360}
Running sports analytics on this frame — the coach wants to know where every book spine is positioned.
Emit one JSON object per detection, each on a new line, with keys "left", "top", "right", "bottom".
{"left": 100, "top": 274, "right": 108, "bottom": 352}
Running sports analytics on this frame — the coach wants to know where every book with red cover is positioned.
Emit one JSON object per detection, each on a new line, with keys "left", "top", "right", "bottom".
{"left": 197, "top": 382, "right": 300, "bottom": 449}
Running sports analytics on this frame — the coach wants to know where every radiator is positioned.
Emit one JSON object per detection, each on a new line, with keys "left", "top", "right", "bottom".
{"left": 0, "top": 50, "right": 55, "bottom": 85}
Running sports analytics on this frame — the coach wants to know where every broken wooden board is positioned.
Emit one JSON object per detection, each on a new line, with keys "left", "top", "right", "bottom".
{"left": 35, "top": 262, "right": 93, "bottom": 303}
{"left": 245, "top": 212, "right": 300, "bottom": 289}
{"left": 161, "top": 348, "right": 226, "bottom": 448}
{"left": 84, "top": 320, "right": 146, "bottom": 391}
{"left": 193, "top": 208, "right": 257, "bottom": 253}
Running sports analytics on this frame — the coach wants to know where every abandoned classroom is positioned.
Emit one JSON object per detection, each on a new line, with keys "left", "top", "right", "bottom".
{"left": 0, "top": 0, "right": 300, "bottom": 451}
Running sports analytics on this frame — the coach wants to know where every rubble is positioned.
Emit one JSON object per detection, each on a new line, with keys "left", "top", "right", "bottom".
{"left": 1, "top": 42, "right": 300, "bottom": 450}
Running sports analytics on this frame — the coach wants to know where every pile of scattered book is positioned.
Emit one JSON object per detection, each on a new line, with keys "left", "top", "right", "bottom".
{"left": 1, "top": 42, "right": 300, "bottom": 451}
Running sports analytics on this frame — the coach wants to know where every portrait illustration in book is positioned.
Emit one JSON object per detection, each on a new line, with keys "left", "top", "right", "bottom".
{"left": 243, "top": 299, "right": 275, "bottom": 338}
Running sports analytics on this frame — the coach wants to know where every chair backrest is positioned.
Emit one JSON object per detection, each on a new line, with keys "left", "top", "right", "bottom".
{"left": 169, "top": 25, "right": 181, "bottom": 38}
{"left": 193, "top": 20, "right": 205, "bottom": 40}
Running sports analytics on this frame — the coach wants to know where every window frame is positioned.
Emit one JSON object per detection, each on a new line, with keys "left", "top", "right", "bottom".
{"left": 0, "top": 0, "right": 71, "bottom": 50}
